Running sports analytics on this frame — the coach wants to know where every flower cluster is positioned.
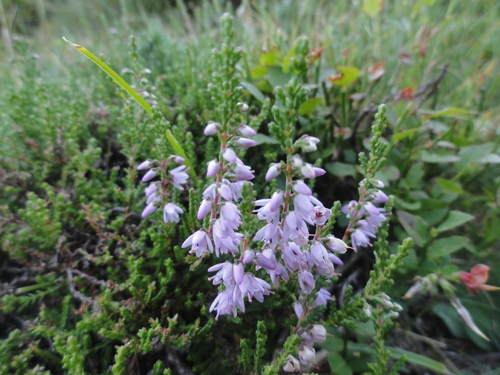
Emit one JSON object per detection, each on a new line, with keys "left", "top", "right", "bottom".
{"left": 342, "top": 179, "right": 388, "bottom": 250}
{"left": 256, "top": 146, "right": 353, "bottom": 368}
{"left": 182, "top": 113, "right": 273, "bottom": 318}
{"left": 137, "top": 155, "right": 189, "bottom": 223}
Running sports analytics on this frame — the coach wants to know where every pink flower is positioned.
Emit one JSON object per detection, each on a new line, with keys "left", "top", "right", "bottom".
{"left": 163, "top": 203, "right": 183, "bottom": 223}
{"left": 459, "top": 264, "right": 500, "bottom": 295}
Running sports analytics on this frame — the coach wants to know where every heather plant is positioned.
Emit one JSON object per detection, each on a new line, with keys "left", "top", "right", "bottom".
{"left": 1, "top": 1, "right": 499, "bottom": 374}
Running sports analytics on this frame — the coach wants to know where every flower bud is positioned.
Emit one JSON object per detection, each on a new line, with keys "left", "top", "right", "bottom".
{"left": 313, "top": 167, "right": 326, "bottom": 177}
{"left": 298, "top": 346, "right": 316, "bottom": 365}
{"left": 222, "top": 148, "right": 238, "bottom": 163}
{"left": 237, "top": 102, "right": 249, "bottom": 112}
{"left": 242, "top": 250, "right": 255, "bottom": 264}
{"left": 292, "top": 180, "right": 312, "bottom": 195}
{"left": 238, "top": 125, "right": 257, "bottom": 137}
{"left": 265, "top": 163, "right": 281, "bottom": 181}
{"left": 283, "top": 355, "right": 300, "bottom": 372}
{"left": 204, "top": 121, "right": 219, "bottom": 136}
{"left": 236, "top": 137, "right": 257, "bottom": 149}
{"left": 206, "top": 160, "right": 219, "bottom": 177}
{"left": 141, "top": 169, "right": 158, "bottom": 182}
{"left": 291, "top": 155, "right": 303, "bottom": 169}
{"left": 197, "top": 198, "right": 212, "bottom": 220}
{"left": 141, "top": 202, "right": 157, "bottom": 218}
{"left": 302, "top": 135, "right": 320, "bottom": 152}
{"left": 324, "top": 235, "right": 348, "bottom": 254}
{"left": 310, "top": 324, "right": 327, "bottom": 343}
{"left": 300, "top": 163, "right": 315, "bottom": 178}
{"left": 137, "top": 160, "right": 152, "bottom": 170}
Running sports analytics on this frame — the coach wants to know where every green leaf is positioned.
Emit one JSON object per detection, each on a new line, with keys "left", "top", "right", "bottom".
{"left": 63, "top": 37, "right": 152, "bottom": 115}
{"left": 328, "top": 352, "right": 353, "bottom": 375}
{"left": 253, "top": 134, "right": 280, "bottom": 145}
{"left": 325, "top": 162, "right": 357, "bottom": 177}
{"left": 436, "top": 178, "right": 465, "bottom": 193}
{"left": 329, "top": 66, "right": 360, "bottom": 87}
{"left": 250, "top": 65, "right": 268, "bottom": 79}
{"left": 241, "top": 81, "right": 266, "bottom": 103}
{"left": 479, "top": 154, "right": 500, "bottom": 163}
{"left": 435, "top": 210, "right": 474, "bottom": 233}
{"left": 420, "top": 150, "right": 460, "bottom": 163}
{"left": 393, "top": 127, "right": 422, "bottom": 141}
{"left": 298, "top": 98, "right": 323, "bottom": 115}
{"left": 260, "top": 47, "right": 282, "bottom": 67}
{"left": 266, "top": 66, "right": 292, "bottom": 87}
{"left": 347, "top": 342, "right": 450, "bottom": 374}
{"left": 362, "top": 0, "right": 384, "bottom": 17}
{"left": 425, "top": 107, "right": 471, "bottom": 118}
{"left": 428, "top": 236, "right": 469, "bottom": 258}
{"left": 396, "top": 210, "right": 428, "bottom": 247}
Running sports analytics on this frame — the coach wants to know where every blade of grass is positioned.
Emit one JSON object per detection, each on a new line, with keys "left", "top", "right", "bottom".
{"left": 63, "top": 37, "right": 198, "bottom": 185}
{"left": 348, "top": 342, "right": 451, "bottom": 374}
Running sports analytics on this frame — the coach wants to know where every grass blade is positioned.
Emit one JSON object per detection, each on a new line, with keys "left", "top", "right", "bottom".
{"left": 63, "top": 37, "right": 198, "bottom": 185}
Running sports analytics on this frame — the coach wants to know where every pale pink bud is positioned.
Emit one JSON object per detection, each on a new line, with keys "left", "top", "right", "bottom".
{"left": 237, "top": 102, "right": 249, "bottom": 112}
{"left": 302, "top": 135, "right": 320, "bottom": 152}
{"left": 204, "top": 121, "right": 219, "bottom": 135}
{"left": 233, "top": 264, "right": 244, "bottom": 285}
{"left": 141, "top": 169, "right": 158, "bottom": 182}
{"left": 222, "top": 148, "right": 238, "bottom": 163}
{"left": 238, "top": 125, "right": 257, "bottom": 137}
{"left": 141, "top": 202, "right": 157, "bottom": 218}
{"left": 374, "top": 179, "right": 385, "bottom": 188}
{"left": 269, "top": 191, "right": 283, "bottom": 211}
{"left": 310, "top": 324, "right": 327, "bottom": 343}
{"left": 283, "top": 355, "right": 300, "bottom": 372}
{"left": 197, "top": 198, "right": 212, "bottom": 220}
{"left": 298, "top": 346, "right": 316, "bottom": 365}
{"left": 300, "top": 164, "right": 315, "bottom": 179}
{"left": 313, "top": 167, "right": 326, "bottom": 177}
{"left": 293, "top": 302, "right": 303, "bottom": 319}
{"left": 218, "top": 183, "right": 233, "bottom": 201}
{"left": 137, "top": 160, "right": 152, "bottom": 170}
{"left": 171, "top": 155, "right": 185, "bottom": 164}
{"left": 236, "top": 137, "right": 256, "bottom": 149}
{"left": 206, "top": 160, "right": 219, "bottom": 177}
{"left": 265, "top": 163, "right": 281, "bottom": 181}
{"left": 324, "top": 235, "right": 348, "bottom": 254}
{"left": 291, "top": 155, "right": 303, "bottom": 169}
{"left": 242, "top": 250, "right": 255, "bottom": 264}
{"left": 292, "top": 180, "right": 312, "bottom": 195}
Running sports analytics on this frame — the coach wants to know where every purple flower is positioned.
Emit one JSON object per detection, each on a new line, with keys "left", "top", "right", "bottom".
{"left": 206, "top": 160, "right": 219, "bottom": 177}
{"left": 324, "top": 235, "right": 349, "bottom": 254}
{"left": 236, "top": 137, "right": 257, "bottom": 149}
{"left": 182, "top": 230, "right": 213, "bottom": 257}
{"left": 283, "top": 355, "right": 300, "bottom": 372}
{"left": 163, "top": 203, "right": 183, "bottom": 223}
{"left": 142, "top": 169, "right": 158, "bottom": 182}
{"left": 298, "top": 346, "right": 316, "bottom": 365}
{"left": 265, "top": 163, "right": 281, "bottom": 181}
{"left": 238, "top": 125, "right": 257, "bottom": 137}
{"left": 197, "top": 198, "right": 212, "bottom": 220}
{"left": 141, "top": 202, "right": 157, "bottom": 218}
{"left": 204, "top": 121, "right": 219, "bottom": 135}
{"left": 292, "top": 180, "right": 312, "bottom": 195}
{"left": 298, "top": 270, "right": 315, "bottom": 294}
{"left": 137, "top": 160, "right": 152, "bottom": 170}
{"left": 231, "top": 163, "right": 255, "bottom": 181}
{"left": 313, "top": 288, "right": 332, "bottom": 306}
{"left": 169, "top": 165, "right": 189, "bottom": 190}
